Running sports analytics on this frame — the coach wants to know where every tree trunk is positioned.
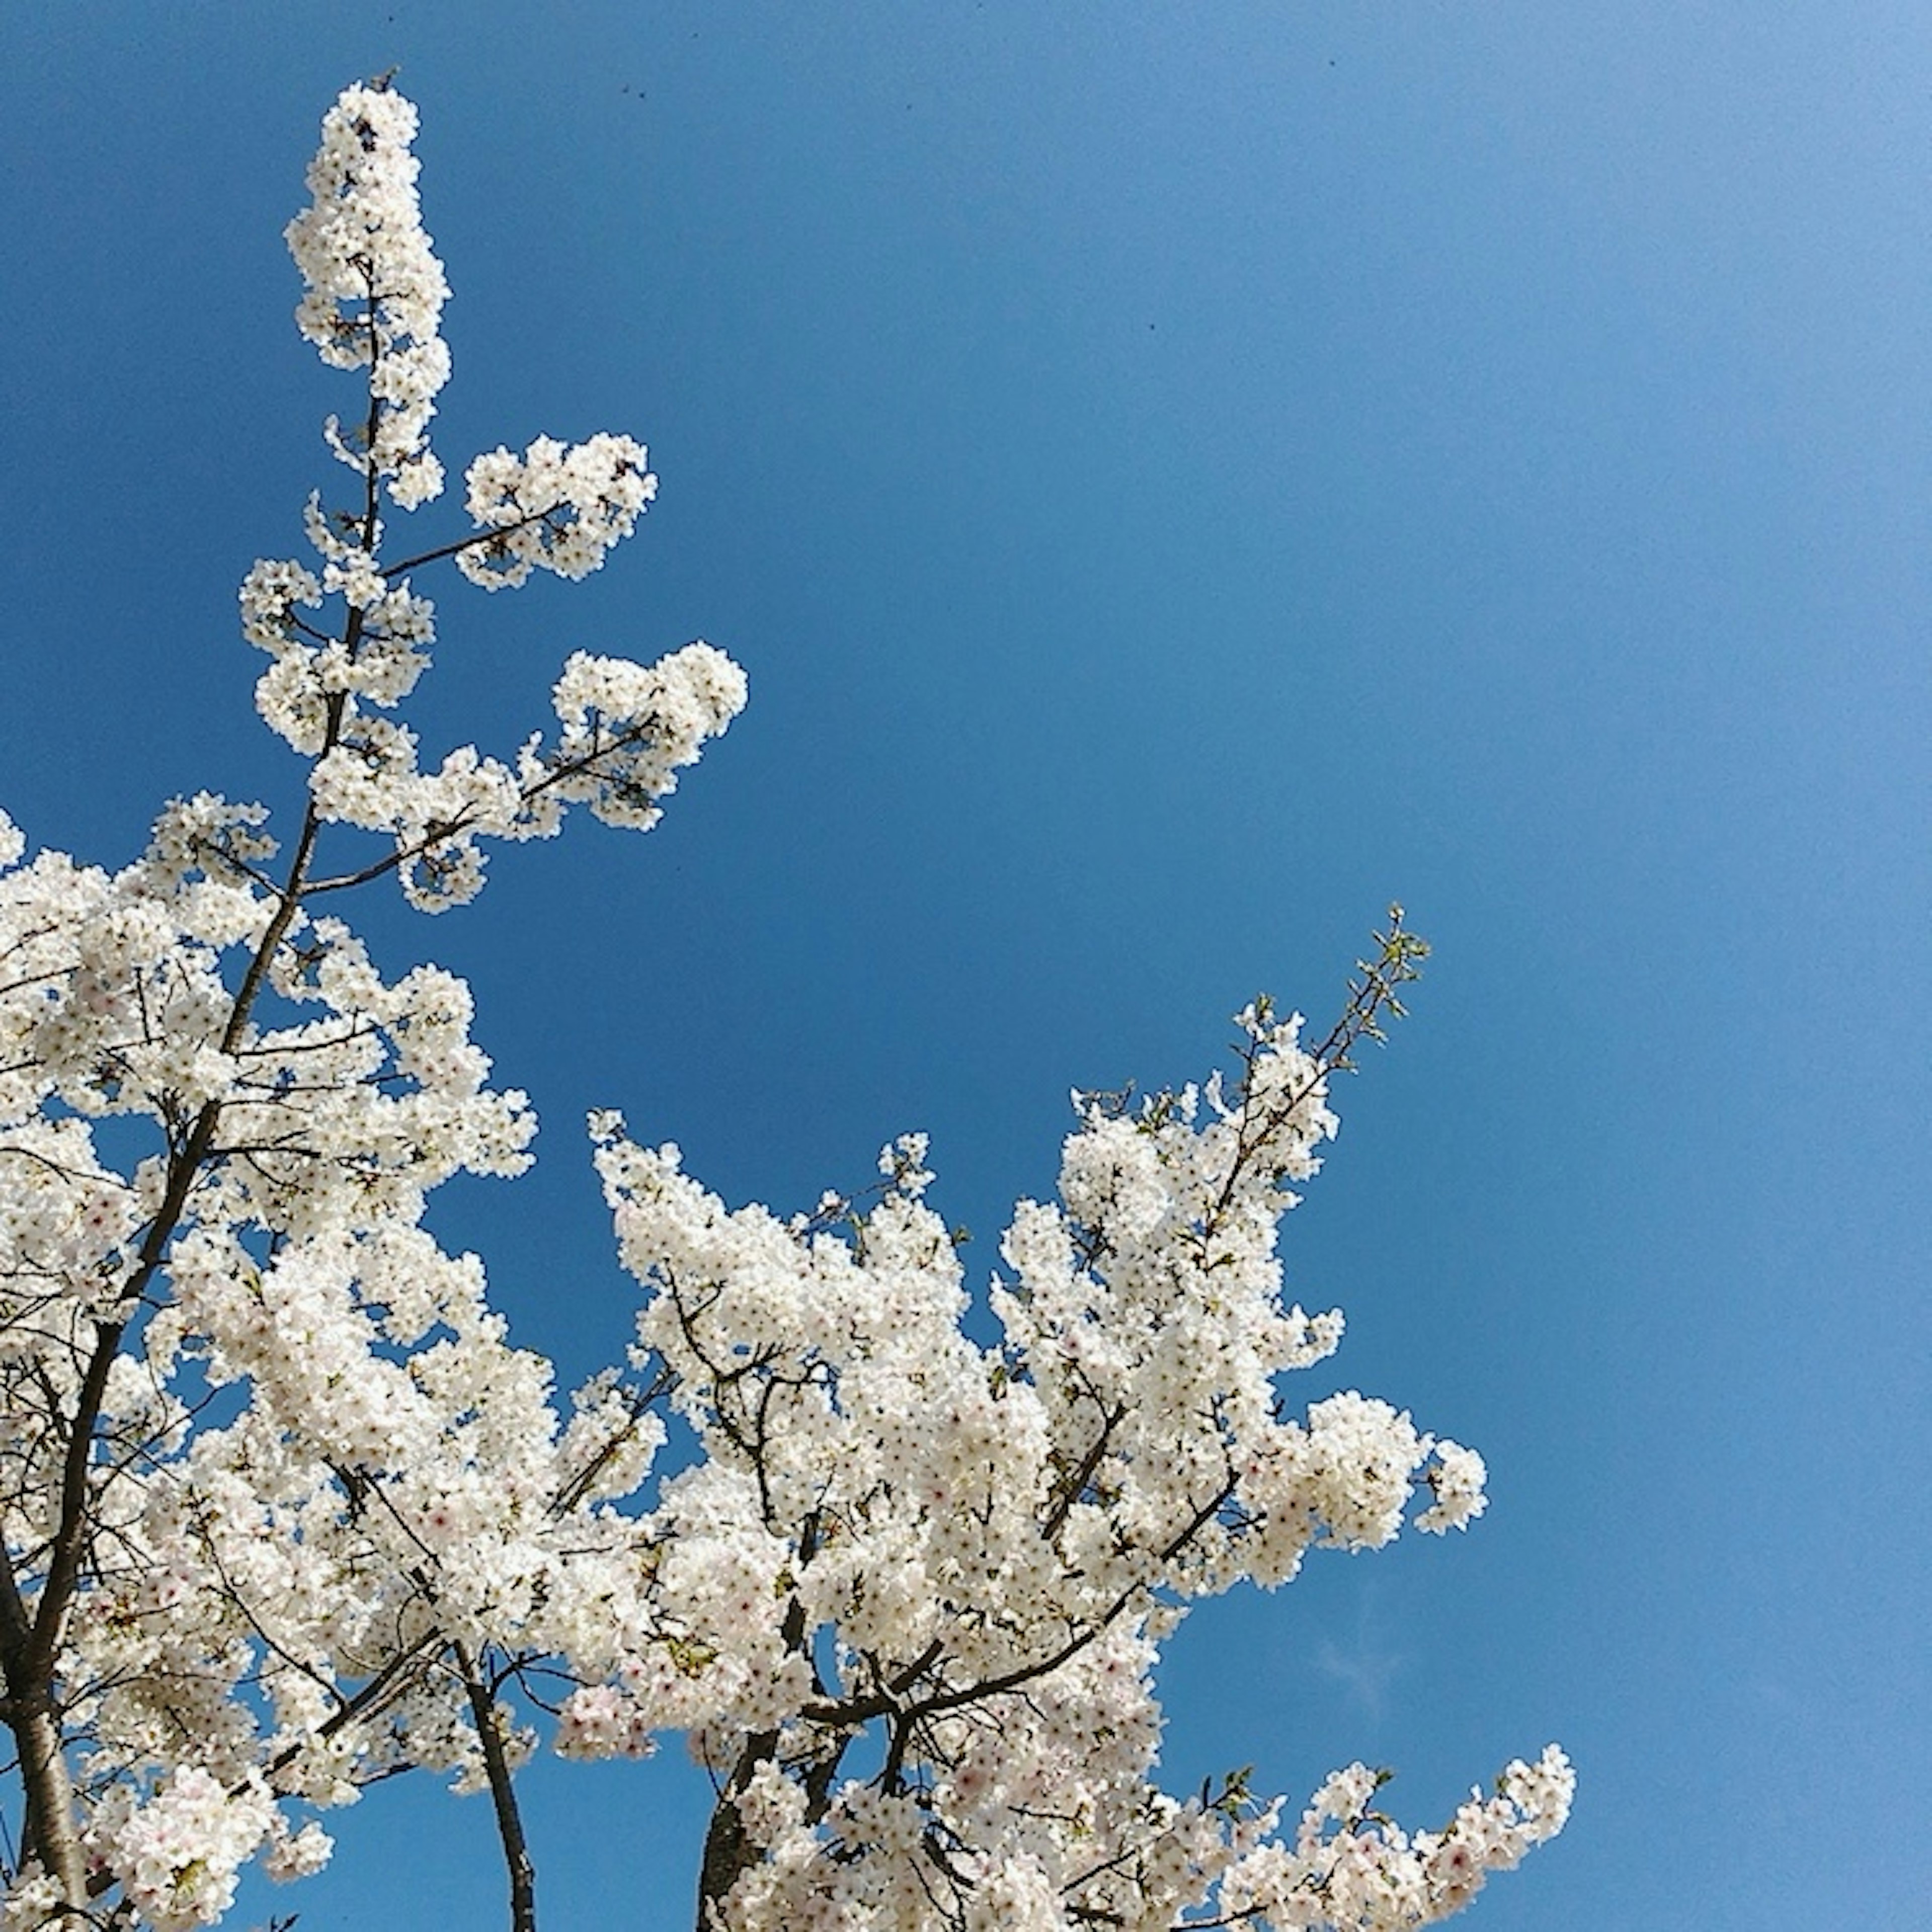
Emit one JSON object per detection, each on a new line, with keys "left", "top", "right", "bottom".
{"left": 694, "top": 1731, "right": 777, "bottom": 1931}
{"left": 14, "top": 1698, "right": 86, "bottom": 1910}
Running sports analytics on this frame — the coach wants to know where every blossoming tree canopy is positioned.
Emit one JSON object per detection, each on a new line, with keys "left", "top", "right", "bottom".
{"left": 0, "top": 77, "right": 1570, "bottom": 1932}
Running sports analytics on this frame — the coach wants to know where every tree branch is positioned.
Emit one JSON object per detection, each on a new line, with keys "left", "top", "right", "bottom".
{"left": 457, "top": 1643, "right": 537, "bottom": 1932}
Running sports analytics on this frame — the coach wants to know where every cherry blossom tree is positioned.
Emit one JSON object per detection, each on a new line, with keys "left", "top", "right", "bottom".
{"left": 0, "top": 79, "right": 1570, "bottom": 1932}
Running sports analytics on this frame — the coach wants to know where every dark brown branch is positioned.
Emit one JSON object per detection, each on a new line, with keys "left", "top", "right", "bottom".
{"left": 457, "top": 1643, "right": 537, "bottom": 1932}
{"left": 1041, "top": 1401, "right": 1126, "bottom": 1543}
{"left": 696, "top": 1726, "right": 778, "bottom": 1930}
{"left": 302, "top": 710, "right": 671, "bottom": 899}
{"left": 380, "top": 509, "right": 547, "bottom": 579}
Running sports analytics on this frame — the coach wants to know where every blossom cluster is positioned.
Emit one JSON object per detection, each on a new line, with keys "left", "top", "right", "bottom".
{"left": 0, "top": 78, "right": 743, "bottom": 1926}
{"left": 285, "top": 82, "right": 451, "bottom": 507}
{"left": 456, "top": 434, "right": 660, "bottom": 588}
{"left": 1217, "top": 1749, "right": 1575, "bottom": 1928}
{"left": 0, "top": 782, "right": 701, "bottom": 1921}
{"left": 576, "top": 997, "right": 1562, "bottom": 1929}
{"left": 260, "top": 81, "right": 737, "bottom": 917}
{"left": 0, "top": 78, "right": 1569, "bottom": 1932}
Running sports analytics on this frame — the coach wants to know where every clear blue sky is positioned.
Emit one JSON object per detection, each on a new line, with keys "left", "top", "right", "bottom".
{"left": 3, "top": 4, "right": 1926, "bottom": 1928}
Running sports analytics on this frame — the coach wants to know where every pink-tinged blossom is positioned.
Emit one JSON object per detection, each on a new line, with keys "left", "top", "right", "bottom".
{"left": 102, "top": 1769, "right": 277, "bottom": 1932}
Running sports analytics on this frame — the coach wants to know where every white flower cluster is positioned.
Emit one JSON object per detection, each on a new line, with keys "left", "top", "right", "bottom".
{"left": 104, "top": 1769, "right": 278, "bottom": 1931}
{"left": 239, "top": 88, "right": 741, "bottom": 914}
{"left": 294, "top": 638, "right": 744, "bottom": 909}
{"left": 0, "top": 1873, "right": 60, "bottom": 1932}
{"left": 0, "top": 801, "right": 685, "bottom": 1912}
{"left": 1217, "top": 1747, "right": 1575, "bottom": 1928}
{"left": 285, "top": 82, "right": 451, "bottom": 506}
{"left": 456, "top": 434, "right": 659, "bottom": 588}
{"left": 0, "top": 79, "right": 1569, "bottom": 1932}
{"left": 0, "top": 80, "right": 758, "bottom": 1920}
{"left": 574, "top": 1002, "right": 1562, "bottom": 1929}
{"left": 242, "top": 543, "right": 438, "bottom": 757}
{"left": 536, "top": 642, "right": 750, "bottom": 831}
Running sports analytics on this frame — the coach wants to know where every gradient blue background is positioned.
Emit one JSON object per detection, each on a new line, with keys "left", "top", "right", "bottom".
{"left": 2, "top": 4, "right": 1925, "bottom": 1928}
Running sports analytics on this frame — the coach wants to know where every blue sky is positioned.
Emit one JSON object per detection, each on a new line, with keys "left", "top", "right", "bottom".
{"left": 3, "top": 4, "right": 1927, "bottom": 1928}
